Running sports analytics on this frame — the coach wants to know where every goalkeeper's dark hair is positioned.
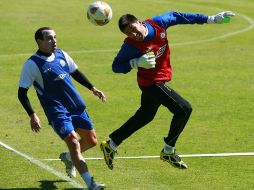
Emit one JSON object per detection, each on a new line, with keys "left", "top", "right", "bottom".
{"left": 118, "top": 14, "right": 138, "bottom": 32}
{"left": 35, "top": 27, "right": 53, "bottom": 41}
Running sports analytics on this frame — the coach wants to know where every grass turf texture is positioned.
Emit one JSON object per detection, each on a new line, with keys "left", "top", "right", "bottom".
{"left": 0, "top": 0, "right": 253, "bottom": 189}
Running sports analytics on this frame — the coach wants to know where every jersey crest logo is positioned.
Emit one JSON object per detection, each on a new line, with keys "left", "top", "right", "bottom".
{"left": 59, "top": 59, "right": 66, "bottom": 67}
{"left": 160, "top": 32, "right": 166, "bottom": 39}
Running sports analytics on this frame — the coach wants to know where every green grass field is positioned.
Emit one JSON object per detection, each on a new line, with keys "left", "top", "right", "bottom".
{"left": 0, "top": 0, "right": 253, "bottom": 189}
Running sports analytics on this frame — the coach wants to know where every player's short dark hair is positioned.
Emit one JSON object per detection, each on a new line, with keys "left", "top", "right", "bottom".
{"left": 34, "top": 27, "right": 53, "bottom": 41}
{"left": 118, "top": 14, "right": 138, "bottom": 32}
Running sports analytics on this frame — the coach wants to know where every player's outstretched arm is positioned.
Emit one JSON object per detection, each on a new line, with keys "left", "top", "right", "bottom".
{"left": 71, "top": 69, "right": 94, "bottom": 90}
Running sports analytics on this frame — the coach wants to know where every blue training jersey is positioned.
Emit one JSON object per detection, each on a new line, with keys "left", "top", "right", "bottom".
{"left": 112, "top": 11, "right": 208, "bottom": 74}
{"left": 30, "top": 49, "right": 86, "bottom": 121}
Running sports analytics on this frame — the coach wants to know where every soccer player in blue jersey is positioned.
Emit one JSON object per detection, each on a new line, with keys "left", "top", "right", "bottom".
{"left": 100, "top": 11, "right": 235, "bottom": 170}
{"left": 18, "top": 27, "right": 105, "bottom": 190}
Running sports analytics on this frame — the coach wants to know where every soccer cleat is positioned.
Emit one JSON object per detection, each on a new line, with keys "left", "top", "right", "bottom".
{"left": 160, "top": 149, "right": 188, "bottom": 169}
{"left": 89, "top": 177, "right": 105, "bottom": 190}
{"left": 59, "top": 152, "right": 76, "bottom": 178}
{"left": 100, "top": 141, "right": 116, "bottom": 170}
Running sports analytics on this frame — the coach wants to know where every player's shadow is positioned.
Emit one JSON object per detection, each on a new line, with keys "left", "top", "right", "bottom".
{"left": 0, "top": 179, "right": 86, "bottom": 190}
{"left": 39, "top": 180, "right": 85, "bottom": 190}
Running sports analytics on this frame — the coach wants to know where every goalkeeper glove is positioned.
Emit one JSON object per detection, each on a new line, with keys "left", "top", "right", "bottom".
{"left": 130, "top": 52, "right": 156, "bottom": 69}
{"left": 207, "top": 11, "right": 235, "bottom": 24}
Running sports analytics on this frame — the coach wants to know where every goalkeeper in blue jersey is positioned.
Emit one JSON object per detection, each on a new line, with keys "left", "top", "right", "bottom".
{"left": 100, "top": 11, "right": 235, "bottom": 170}
{"left": 18, "top": 27, "right": 105, "bottom": 190}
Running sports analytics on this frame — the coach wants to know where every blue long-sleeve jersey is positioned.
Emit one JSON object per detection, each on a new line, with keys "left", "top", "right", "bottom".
{"left": 112, "top": 11, "right": 208, "bottom": 74}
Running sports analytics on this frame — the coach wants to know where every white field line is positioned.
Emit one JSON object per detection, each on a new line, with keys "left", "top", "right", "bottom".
{"left": 0, "top": 13, "right": 253, "bottom": 59}
{"left": 0, "top": 141, "right": 84, "bottom": 189}
{"left": 42, "top": 152, "right": 254, "bottom": 161}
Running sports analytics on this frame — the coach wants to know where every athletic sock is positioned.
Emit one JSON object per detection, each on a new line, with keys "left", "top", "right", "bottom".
{"left": 81, "top": 171, "right": 92, "bottom": 188}
{"left": 163, "top": 144, "right": 174, "bottom": 154}
{"left": 109, "top": 138, "right": 118, "bottom": 151}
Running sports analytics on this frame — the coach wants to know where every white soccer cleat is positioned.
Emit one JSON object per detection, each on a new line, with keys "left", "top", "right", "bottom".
{"left": 59, "top": 152, "right": 76, "bottom": 178}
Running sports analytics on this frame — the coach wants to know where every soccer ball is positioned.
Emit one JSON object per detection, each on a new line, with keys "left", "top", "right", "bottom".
{"left": 87, "top": 1, "right": 112, "bottom": 26}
